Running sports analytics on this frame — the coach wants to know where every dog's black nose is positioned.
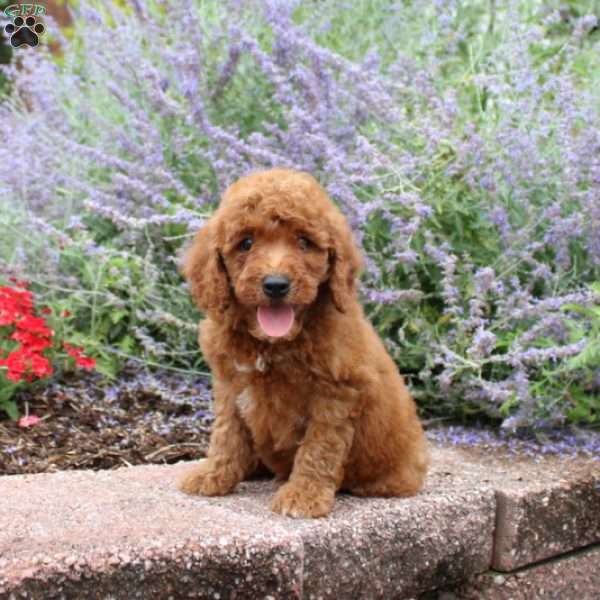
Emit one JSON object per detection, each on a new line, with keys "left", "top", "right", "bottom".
{"left": 263, "top": 275, "right": 290, "bottom": 300}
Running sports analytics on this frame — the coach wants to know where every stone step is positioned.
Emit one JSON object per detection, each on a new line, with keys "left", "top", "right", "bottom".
{"left": 0, "top": 444, "right": 598, "bottom": 599}
{"left": 493, "top": 464, "right": 600, "bottom": 571}
{"left": 435, "top": 543, "right": 600, "bottom": 600}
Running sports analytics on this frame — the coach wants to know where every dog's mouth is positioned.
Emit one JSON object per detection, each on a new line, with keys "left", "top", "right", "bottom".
{"left": 257, "top": 304, "right": 295, "bottom": 338}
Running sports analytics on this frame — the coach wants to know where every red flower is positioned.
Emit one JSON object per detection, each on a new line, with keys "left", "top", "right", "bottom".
{"left": 10, "top": 330, "right": 53, "bottom": 352}
{"left": 0, "top": 285, "right": 55, "bottom": 386}
{"left": 0, "top": 348, "right": 53, "bottom": 382}
{"left": 27, "top": 352, "right": 53, "bottom": 378}
{"left": 18, "top": 415, "right": 41, "bottom": 428}
{"left": 75, "top": 355, "right": 96, "bottom": 369}
{"left": 0, "top": 287, "right": 34, "bottom": 326}
{"left": 1, "top": 285, "right": 95, "bottom": 402}
{"left": 8, "top": 278, "right": 30, "bottom": 289}
{"left": 63, "top": 342, "right": 96, "bottom": 370}
{"left": 63, "top": 342, "right": 81, "bottom": 357}
{"left": 61, "top": 310, "right": 72, "bottom": 318}
{"left": 0, "top": 312, "right": 14, "bottom": 326}
{"left": 0, "top": 286, "right": 34, "bottom": 311}
{"left": 0, "top": 352, "right": 27, "bottom": 381}
{"left": 15, "top": 315, "right": 54, "bottom": 337}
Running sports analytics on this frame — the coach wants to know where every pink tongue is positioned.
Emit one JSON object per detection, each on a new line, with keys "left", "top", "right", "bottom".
{"left": 257, "top": 305, "right": 295, "bottom": 338}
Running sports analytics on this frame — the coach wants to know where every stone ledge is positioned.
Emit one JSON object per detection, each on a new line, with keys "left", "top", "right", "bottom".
{"left": 0, "top": 445, "right": 597, "bottom": 599}
{"left": 493, "top": 472, "right": 600, "bottom": 571}
{"left": 437, "top": 543, "right": 600, "bottom": 600}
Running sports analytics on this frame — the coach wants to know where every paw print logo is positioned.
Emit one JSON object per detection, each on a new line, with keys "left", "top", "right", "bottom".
{"left": 4, "top": 15, "right": 45, "bottom": 48}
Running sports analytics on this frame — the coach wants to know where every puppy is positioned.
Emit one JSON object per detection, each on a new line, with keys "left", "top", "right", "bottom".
{"left": 178, "top": 168, "right": 428, "bottom": 518}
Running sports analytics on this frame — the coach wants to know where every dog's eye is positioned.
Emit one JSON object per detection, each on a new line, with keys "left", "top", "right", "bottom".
{"left": 298, "top": 236, "right": 312, "bottom": 251}
{"left": 239, "top": 236, "right": 253, "bottom": 251}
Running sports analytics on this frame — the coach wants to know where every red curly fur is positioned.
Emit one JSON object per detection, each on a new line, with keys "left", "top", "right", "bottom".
{"left": 178, "top": 168, "right": 429, "bottom": 518}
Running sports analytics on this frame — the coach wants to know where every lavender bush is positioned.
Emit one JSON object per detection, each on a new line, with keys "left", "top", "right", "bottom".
{"left": 0, "top": 0, "right": 599, "bottom": 433}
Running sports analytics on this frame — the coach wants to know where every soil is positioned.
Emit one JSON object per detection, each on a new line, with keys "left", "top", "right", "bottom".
{"left": 2, "top": 363, "right": 598, "bottom": 477}
{"left": 0, "top": 361, "right": 213, "bottom": 475}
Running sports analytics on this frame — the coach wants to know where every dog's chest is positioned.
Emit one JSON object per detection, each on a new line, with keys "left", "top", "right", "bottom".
{"left": 232, "top": 355, "right": 312, "bottom": 452}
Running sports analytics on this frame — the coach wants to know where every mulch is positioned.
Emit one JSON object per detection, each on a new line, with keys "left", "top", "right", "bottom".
{"left": 4, "top": 362, "right": 598, "bottom": 477}
{"left": 0, "top": 361, "right": 213, "bottom": 475}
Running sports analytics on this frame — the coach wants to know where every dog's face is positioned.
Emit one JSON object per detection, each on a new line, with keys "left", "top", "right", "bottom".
{"left": 182, "top": 169, "right": 363, "bottom": 342}
{"left": 219, "top": 209, "right": 331, "bottom": 340}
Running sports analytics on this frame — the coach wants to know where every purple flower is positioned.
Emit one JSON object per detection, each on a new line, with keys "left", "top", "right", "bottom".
{"left": 467, "top": 328, "right": 497, "bottom": 359}
{"left": 1, "top": 0, "right": 599, "bottom": 438}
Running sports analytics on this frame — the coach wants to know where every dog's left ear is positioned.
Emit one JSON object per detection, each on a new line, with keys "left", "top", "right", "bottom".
{"left": 180, "top": 216, "right": 231, "bottom": 315}
{"left": 328, "top": 213, "right": 364, "bottom": 313}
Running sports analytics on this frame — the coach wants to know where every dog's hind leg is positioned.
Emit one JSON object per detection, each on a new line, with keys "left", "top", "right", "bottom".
{"left": 347, "top": 457, "right": 428, "bottom": 498}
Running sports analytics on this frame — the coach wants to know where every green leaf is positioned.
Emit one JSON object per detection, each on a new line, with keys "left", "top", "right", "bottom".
{"left": 499, "top": 393, "right": 518, "bottom": 417}
{"left": 0, "top": 381, "right": 19, "bottom": 402}
{"left": 110, "top": 309, "right": 128, "bottom": 324}
{"left": 92, "top": 359, "right": 117, "bottom": 380}
{"left": 567, "top": 343, "right": 600, "bottom": 370}
{"left": 561, "top": 304, "right": 598, "bottom": 319}
{"left": 118, "top": 335, "right": 135, "bottom": 352}
{"left": 1, "top": 399, "right": 19, "bottom": 421}
{"left": 567, "top": 404, "right": 592, "bottom": 423}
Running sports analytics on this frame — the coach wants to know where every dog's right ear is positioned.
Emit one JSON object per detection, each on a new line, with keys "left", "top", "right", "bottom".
{"left": 327, "top": 213, "right": 364, "bottom": 313}
{"left": 181, "top": 217, "right": 231, "bottom": 315}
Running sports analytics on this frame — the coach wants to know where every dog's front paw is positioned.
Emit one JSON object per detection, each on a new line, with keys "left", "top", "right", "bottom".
{"left": 178, "top": 461, "right": 235, "bottom": 497}
{"left": 270, "top": 480, "right": 335, "bottom": 518}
